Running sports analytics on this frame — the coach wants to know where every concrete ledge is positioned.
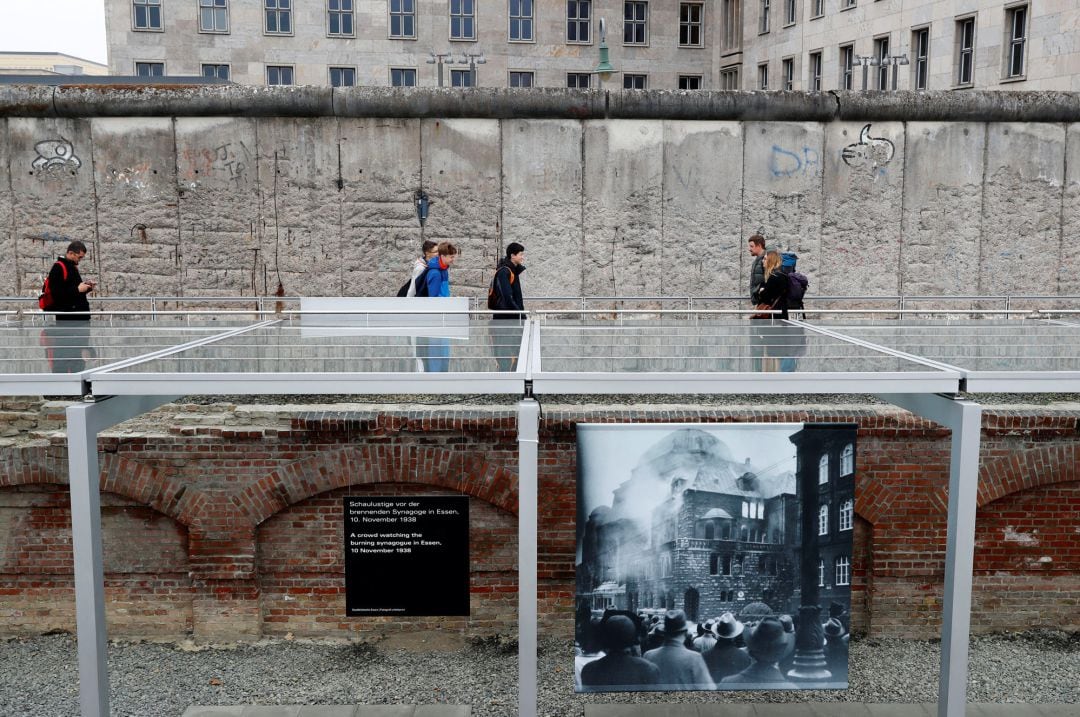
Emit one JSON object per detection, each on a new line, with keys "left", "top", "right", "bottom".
{"left": 181, "top": 707, "right": 470, "bottom": 717}
{"left": 1, "top": 85, "right": 1079, "bottom": 121}
{"left": 583, "top": 705, "right": 1072, "bottom": 717}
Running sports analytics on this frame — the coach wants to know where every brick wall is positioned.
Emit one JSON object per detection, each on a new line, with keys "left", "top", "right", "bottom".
{"left": 0, "top": 404, "right": 1077, "bottom": 641}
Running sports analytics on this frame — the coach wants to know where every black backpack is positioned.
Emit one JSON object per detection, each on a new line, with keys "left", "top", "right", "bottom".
{"left": 787, "top": 272, "right": 809, "bottom": 303}
{"left": 396, "top": 268, "right": 431, "bottom": 297}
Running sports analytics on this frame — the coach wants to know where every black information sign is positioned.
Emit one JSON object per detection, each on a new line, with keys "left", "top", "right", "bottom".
{"left": 344, "top": 495, "right": 470, "bottom": 617}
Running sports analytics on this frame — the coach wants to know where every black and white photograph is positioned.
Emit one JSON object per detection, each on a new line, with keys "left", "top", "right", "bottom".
{"left": 575, "top": 423, "right": 857, "bottom": 693}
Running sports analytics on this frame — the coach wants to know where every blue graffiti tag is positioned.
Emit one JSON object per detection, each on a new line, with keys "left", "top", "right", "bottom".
{"left": 770, "top": 145, "right": 820, "bottom": 178}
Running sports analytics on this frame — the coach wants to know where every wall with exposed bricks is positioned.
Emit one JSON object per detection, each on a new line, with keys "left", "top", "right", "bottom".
{"left": 0, "top": 403, "right": 1077, "bottom": 642}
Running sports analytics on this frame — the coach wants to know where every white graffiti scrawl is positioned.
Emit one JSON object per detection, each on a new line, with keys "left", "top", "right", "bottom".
{"left": 840, "top": 124, "right": 895, "bottom": 169}
{"left": 32, "top": 139, "right": 82, "bottom": 171}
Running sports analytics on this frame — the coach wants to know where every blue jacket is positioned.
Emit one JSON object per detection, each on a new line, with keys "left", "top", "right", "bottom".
{"left": 425, "top": 255, "right": 451, "bottom": 297}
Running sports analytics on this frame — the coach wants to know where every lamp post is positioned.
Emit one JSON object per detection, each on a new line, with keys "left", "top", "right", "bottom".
{"left": 852, "top": 55, "right": 879, "bottom": 91}
{"left": 458, "top": 51, "right": 486, "bottom": 87}
{"left": 426, "top": 51, "right": 453, "bottom": 87}
{"left": 886, "top": 53, "right": 911, "bottom": 90}
{"left": 594, "top": 17, "right": 615, "bottom": 89}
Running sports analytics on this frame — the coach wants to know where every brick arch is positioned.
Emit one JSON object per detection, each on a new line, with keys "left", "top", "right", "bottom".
{"left": 977, "top": 443, "right": 1079, "bottom": 508}
{"left": 853, "top": 472, "right": 895, "bottom": 526}
{"left": 0, "top": 447, "right": 67, "bottom": 488}
{"left": 240, "top": 444, "right": 518, "bottom": 527}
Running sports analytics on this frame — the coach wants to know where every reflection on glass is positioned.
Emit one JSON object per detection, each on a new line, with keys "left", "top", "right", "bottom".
{"left": 40, "top": 325, "right": 96, "bottom": 374}
{"left": 490, "top": 319, "right": 524, "bottom": 372}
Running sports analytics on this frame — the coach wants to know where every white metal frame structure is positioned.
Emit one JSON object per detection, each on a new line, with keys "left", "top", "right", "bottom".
{"left": 4, "top": 311, "right": 1080, "bottom": 717}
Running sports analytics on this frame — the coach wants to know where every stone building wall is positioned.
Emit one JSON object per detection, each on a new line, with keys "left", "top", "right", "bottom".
{"left": 2, "top": 88, "right": 1080, "bottom": 302}
{"left": 0, "top": 402, "right": 1076, "bottom": 642}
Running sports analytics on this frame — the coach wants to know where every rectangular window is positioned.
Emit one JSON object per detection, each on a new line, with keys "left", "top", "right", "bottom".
{"left": 842, "top": 0, "right": 855, "bottom": 7}
{"left": 720, "top": 66, "right": 739, "bottom": 89}
{"left": 782, "top": 57, "right": 794, "bottom": 90}
{"left": 132, "top": 0, "right": 162, "bottom": 30}
{"left": 874, "top": 35, "right": 890, "bottom": 89}
{"left": 839, "top": 499, "right": 854, "bottom": 532}
{"left": 135, "top": 61, "right": 164, "bottom": 77}
{"left": 840, "top": 44, "right": 854, "bottom": 90}
{"left": 450, "top": 69, "right": 473, "bottom": 87}
{"left": 679, "top": 74, "right": 702, "bottom": 90}
{"left": 624, "top": 2, "right": 648, "bottom": 45}
{"left": 450, "top": 0, "right": 475, "bottom": 40}
{"left": 759, "top": 0, "right": 769, "bottom": 34}
{"left": 913, "top": 27, "right": 929, "bottom": 90}
{"left": 956, "top": 16, "right": 975, "bottom": 85}
{"left": 567, "top": 72, "right": 591, "bottom": 88}
{"left": 265, "top": 0, "right": 292, "bottom": 34}
{"left": 389, "top": 0, "right": 416, "bottom": 38}
{"left": 679, "top": 3, "right": 703, "bottom": 47}
{"left": 509, "top": 71, "right": 534, "bottom": 87}
{"left": 818, "top": 559, "right": 825, "bottom": 587}
{"left": 390, "top": 67, "right": 417, "bottom": 86}
{"left": 199, "top": 0, "right": 229, "bottom": 33}
{"left": 811, "top": 0, "right": 823, "bottom": 17}
{"left": 623, "top": 73, "right": 647, "bottom": 89}
{"left": 721, "top": 0, "right": 740, "bottom": 52}
{"left": 509, "top": 0, "right": 534, "bottom": 41}
{"left": 809, "top": 50, "right": 822, "bottom": 90}
{"left": 819, "top": 503, "right": 829, "bottom": 536}
{"left": 328, "top": 0, "right": 355, "bottom": 36}
{"left": 1006, "top": 4, "right": 1027, "bottom": 79}
{"left": 329, "top": 66, "right": 356, "bottom": 87}
{"left": 835, "top": 556, "right": 851, "bottom": 586}
{"left": 758, "top": 62, "right": 768, "bottom": 90}
{"left": 201, "top": 63, "right": 230, "bottom": 81}
{"left": 267, "top": 65, "right": 294, "bottom": 85}
{"left": 784, "top": 0, "right": 796, "bottom": 26}
{"left": 567, "top": 0, "right": 591, "bottom": 43}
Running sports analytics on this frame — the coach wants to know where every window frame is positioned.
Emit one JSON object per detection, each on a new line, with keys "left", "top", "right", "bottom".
{"left": 782, "top": 56, "right": 794, "bottom": 90}
{"left": 809, "top": 50, "right": 822, "bottom": 90}
{"left": 839, "top": 498, "right": 854, "bottom": 532}
{"left": 134, "top": 60, "right": 165, "bottom": 77}
{"left": 840, "top": 44, "right": 854, "bottom": 89}
{"left": 912, "top": 26, "right": 930, "bottom": 90}
{"left": 819, "top": 453, "right": 829, "bottom": 484}
{"left": 266, "top": 64, "right": 295, "bottom": 86}
{"left": 679, "top": 2, "right": 705, "bottom": 48}
{"left": 566, "top": 72, "right": 592, "bottom": 88}
{"left": 623, "top": 73, "right": 647, "bottom": 89}
{"left": 327, "top": 0, "right": 356, "bottom": 38}
{"left": 841, "top": 0, "right": 856, "bottom": 9}
{"left": 720, "top": 65, "right": 740, "bottom": 89}
{"left": 623, "top": 1, "right": 649, "bottom": 46}
{"left": 818, "top": 558, "right": 826, "bottom": 587}
{"left": 509, "top": 70, "right": 535, "bottom": 87}
{"left": 678, "top": 74, "right": 703, "bottom": 90}
{"left": 329, "top": 66, "right": 357, "bottom": 87}
{"left": 835, "top": 555, "right": 851, "bottom": 586}
{"left": 758, "top": 62, "right": 769, "bottom": 90}
{"left": 132, "top": 0, "right": 164, "bottom": 32}
{"left": 759, "top": 0, "right": 770, "bottom": 34}
{"left": 874, "top": 34, "right": 890, "bottom": 89}
{"left": 201, "top": 63, "right": 231, "bottom": 81}
{"left": 818, "top": 503, "right": 829, "bottom": 536}
{"left": 390, "top": 67, "right": 418, "bottom": 86}
{"left": 449, "top": 0, "right": 476, "bottom": 41}
{"left": 508, "top": 0, "right": 535, "bottom": 43}
{"left": 955, "top": 14, "right": 976, "bottom": 87}
{"left": 810, "top": 0, "right": 823, "bottom": 19}
{"left": 264, "top": 0, "right": 294, "bottom": 36}
{"left": 388, "top": 0, "right": 417, "bottom": 39}
{"left": 567, "top": 0, "right": 593, "bottom": 45}
{"left": 1004, "top": 3, "right": 1028, "bottom": 81}
{"left": 450, "top": 68, "right": 474, "bottom": 87}
{"left": 720, "top": 0, "right": 740, "bottom": 53}
{"left": 784, "top": 0, "right": 796, "bottom": 27}
{"left": 840, "top": 443, "right": 855, "bottom": 476}
{"left": 198, "top": 0, "right": 230, "bottom": 34}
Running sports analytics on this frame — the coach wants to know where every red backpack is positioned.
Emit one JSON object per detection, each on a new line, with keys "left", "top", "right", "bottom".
{"left": 38, "top": 261, "right": 67, "bottom": 311}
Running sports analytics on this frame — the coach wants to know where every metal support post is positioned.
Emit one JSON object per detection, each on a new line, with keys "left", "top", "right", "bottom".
{"left": 517, "top": 398, "right": 540, "bottom": 717}
{"left": 67, "top": 395, "right": 182, "bottom": 717}
{"left": 876, "top": 393, "right": 982, "bottom": 717}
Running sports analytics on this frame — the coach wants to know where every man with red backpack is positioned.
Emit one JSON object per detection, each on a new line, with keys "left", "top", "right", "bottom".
{"left": 42, "top": 240, "right": 95, "bottom": 321}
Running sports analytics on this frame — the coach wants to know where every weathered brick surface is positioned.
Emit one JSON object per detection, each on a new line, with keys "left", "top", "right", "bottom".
{"left": 0, "top": 405, "right": 1077, "bottom": 641}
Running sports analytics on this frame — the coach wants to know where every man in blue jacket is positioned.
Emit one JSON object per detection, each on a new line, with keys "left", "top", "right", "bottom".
{"left": 419, "top": 242, "right": 458, "bottom": 372}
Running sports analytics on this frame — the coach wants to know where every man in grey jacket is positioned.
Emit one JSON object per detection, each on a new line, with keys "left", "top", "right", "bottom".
{"left": 748, "top": 234, "right": 768, "bottom": 302}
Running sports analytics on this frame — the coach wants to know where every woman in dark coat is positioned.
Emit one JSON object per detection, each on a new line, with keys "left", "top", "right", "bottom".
{"left": 753, "top": 250, "right": 789, "bottom": 320}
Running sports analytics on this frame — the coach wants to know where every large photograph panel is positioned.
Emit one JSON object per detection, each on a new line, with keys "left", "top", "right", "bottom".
{"left": 575, "top": 423, "right": 856, "bottom": 692}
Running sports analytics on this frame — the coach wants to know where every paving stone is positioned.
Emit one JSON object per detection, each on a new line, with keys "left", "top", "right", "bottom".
{"left": 751, "top": 705, "right": 815, "bottom": 717}
{"left": 585, "top": 706, "right": 702, "bottom": 716}
{"left": 296, "top": 707, "right": 357, "bottom": 717}
{"left": 805, "top": 705, "right": 873, "bottom": 717}
{"left": 413, "top": 707, "right": 470, "bottom": 717}
{"left": 1034, "top": 707, "right": 1080, "bottom": 717}
{"left": 241, "top": 707, "right": 301, "bottom": 717}
{"left": 864, "top": 706, "right": 934, "bottom": 717}
{"left": 182, "top": 708, "right": 247, "bottom": 717}
{"left": 354, "top": 708, "right": 415, "bottom": 717}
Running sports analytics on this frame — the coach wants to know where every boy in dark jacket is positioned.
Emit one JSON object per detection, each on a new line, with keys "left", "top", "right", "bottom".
{"left": 490, "top": 243, "right": 525, "bottom": 372}
{"left": 48, "top": 241, "right": 95, "bottom": 321}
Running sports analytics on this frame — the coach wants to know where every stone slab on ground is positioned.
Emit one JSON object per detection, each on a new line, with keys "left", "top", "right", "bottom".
{"left": 182, "top": 707, "right": 470, "bottom": 717}
{"left": 584, "top": 706, "right": 1069, "bottom": 717}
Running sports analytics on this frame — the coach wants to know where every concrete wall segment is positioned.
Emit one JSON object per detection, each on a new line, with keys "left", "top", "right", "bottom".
{"left": 1062, "top": 123, "right": 1080, "bottom": 296}
{"left": 0, "top": 119, "right": 12, "bottom": 295}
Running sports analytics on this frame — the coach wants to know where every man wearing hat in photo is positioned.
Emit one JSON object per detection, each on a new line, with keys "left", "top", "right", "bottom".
{"left": 703, "top": 611, "right": 751, "bottom": 683}
{"left": 643, "top": 609, "right": 716, "bottom": 690}
{"left": 692, "top": 620, "right": 717, "bottom": 653}
{"left": 579, "top": 612, "right": 661, "bottom": 691}
{"left": 721, "top": 616, "right": 798, "bottom": 688}
{"left": 822, "top": 616, "right": 849, "bottom": 678}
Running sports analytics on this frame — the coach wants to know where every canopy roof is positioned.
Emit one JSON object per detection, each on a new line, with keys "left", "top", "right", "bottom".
{"left": 1, "top": 312, "right": 1076, "bottom": 397}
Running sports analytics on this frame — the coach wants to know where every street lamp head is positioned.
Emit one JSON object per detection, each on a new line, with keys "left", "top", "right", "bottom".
{"left": 476, "top": 52, "right": 487, "bottom": 65}
{"left": 426, "top": 52, "right": 437, "bottom": 64}
{"left": 595, "top": 17, "right": 615, "bottom": 79}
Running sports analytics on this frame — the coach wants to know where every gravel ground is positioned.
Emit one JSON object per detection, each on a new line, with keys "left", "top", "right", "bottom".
{"left": 0, "top": 632, "right": 1076, "bottom": 717}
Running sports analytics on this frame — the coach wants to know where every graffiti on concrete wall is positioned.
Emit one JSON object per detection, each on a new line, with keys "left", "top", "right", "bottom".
{"left": 31, "top": 139, "right": 82, "bottom": 172}
{"left": 770, "top": 145, "right": 820, "bottom": 178}
{"left": 179, "top": 141, "right": 253, "bottom": 186}
{"left": 841, "top": 124, "right": 895, "bottom": 169}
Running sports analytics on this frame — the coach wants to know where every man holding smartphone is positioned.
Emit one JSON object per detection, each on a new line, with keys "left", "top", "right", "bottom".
{"left": 49, "top": 240, "right": 95, "bottom": 321}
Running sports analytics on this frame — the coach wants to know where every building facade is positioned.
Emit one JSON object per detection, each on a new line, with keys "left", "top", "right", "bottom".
{"left": 104, "top": 0, "right": 1076, "bottom": 90}
{"left": 0, "top": 52, "right": 108, "bottom": 76}
{"left": 741, "top": 0, "right": 1080, "bottom": 92}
